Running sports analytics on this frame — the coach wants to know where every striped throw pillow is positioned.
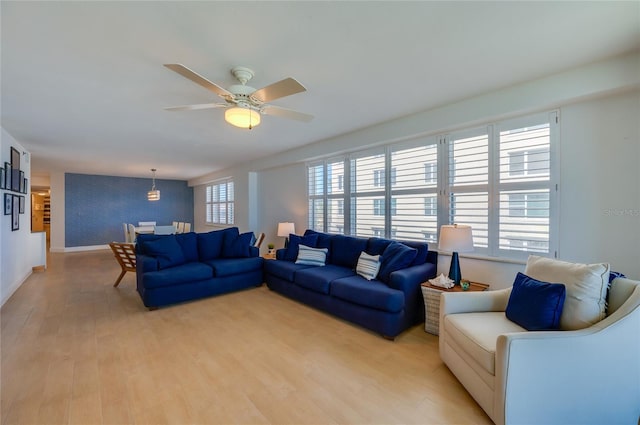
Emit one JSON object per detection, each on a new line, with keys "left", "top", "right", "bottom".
{"left": 295, "top": 244, "right": 328, "bottom": 266}
{"left": 356, "top": 252, "right": 381, "bottom": 281}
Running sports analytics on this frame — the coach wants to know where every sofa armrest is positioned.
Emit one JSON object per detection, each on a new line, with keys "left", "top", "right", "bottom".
{"left": 388, "top": 263, "right": 437, "bottom": 293}
{"left": 440, "top": 288, "right": 511, "bottom": 316}
{"left": 249, "top": 246, "right": 259, "bottom": 257}
{"left": 494, "top": 304, "right": 640, "bottom": 425}
{"left": 137, "top": 254, "right": 159, "bottom": 273}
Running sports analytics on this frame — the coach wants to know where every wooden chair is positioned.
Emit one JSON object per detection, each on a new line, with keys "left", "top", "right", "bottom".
{"left": 176, "top": 222, "right": 185, "bottom": 234}
{"left": 109, "top": 242, "right": 137, "bottom": 287}
{"left": 183, "top": 222, "right": 191, "bottom": 233}
{"left": 254, "top": 232, "right": 265, "bottom": 248}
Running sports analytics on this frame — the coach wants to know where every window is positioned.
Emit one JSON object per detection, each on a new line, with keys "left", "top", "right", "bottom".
{"left": 307, "top": 111, "right": 557, "bottom": 258}
{"left": 206, "top": 179, "right": 234, "bottom": 225}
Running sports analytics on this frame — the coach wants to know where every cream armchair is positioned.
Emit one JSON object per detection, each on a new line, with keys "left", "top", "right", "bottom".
{"left": 439, "top": 276, "right": 640, "bottom": 425}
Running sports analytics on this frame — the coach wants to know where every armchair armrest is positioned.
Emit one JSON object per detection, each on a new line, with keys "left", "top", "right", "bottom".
{"left": 440, "top": 288, "right": 511, "bottom": 316}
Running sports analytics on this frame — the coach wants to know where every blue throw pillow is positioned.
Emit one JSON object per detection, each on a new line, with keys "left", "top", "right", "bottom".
{"left": 222, "top": 229, "right": 253, "bottom": 258}
{"left": 506, "top": 272, "right": 566, "bottom": 331}
{"left": 197, "top": 228, "right": 228, "bottom": 261}
{"left": 175, "top": 232, "right": 198, "bottom": 263}
{"left": 140, "top": 235, "right": 186, "bottom": 269}
{"left": 377, "top": 242, "right": 418, "bottom": 283}
{"left": 284, "top": 233, "right": 319, "bottom": 262}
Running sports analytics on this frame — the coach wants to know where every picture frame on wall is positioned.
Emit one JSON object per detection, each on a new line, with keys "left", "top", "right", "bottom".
{"left": 0, "top": 167, "right": 4, "bottom": 189}
{"left": 11, "top": 168, "right": 20, "bottom": 192}
{"left": 12, "top": 195, "right": 19, "bottom": 231}
{"left": 10, "top": 147, "right": 20, "bottom": 171}
{"left": 4, "top": 193, "right": 11, "bottom": 215}
{"left": 22, "top": 177, "right": 28, "bottom": 194}
{"left": 18, "top": 171, "right": 25, "bottom": 193}
{"left": 19, "top": 195, "right": 25, "bottom": 214}
{"left": 4, "top": 162, "right": 11, "bottom": 192}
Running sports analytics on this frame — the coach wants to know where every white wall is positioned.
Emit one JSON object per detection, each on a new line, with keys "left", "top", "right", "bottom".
{"left": 190, "top": 52, "right": 640, "bottom": 289}
{"left": 0, "top": 128, "right": 46, "bottom": 306}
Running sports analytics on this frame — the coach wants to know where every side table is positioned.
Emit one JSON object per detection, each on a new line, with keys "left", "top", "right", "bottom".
{"left": 262, "top": 252, "right": 276, "bottom": 260}
{"left": 421, "top": 281, "right": 489, "bottom": 335}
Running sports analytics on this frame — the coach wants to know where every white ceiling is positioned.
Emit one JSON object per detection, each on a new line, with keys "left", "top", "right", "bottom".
{"left": 2, "top": 1, "right": 639, "bottom": 181}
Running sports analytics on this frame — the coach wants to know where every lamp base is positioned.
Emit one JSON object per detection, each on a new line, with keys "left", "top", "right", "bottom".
{"left": 448, "top": 251, "right": 462, "bottom": 285}
{"left": 284, "top": 237, "right": 289, "bottom": 249}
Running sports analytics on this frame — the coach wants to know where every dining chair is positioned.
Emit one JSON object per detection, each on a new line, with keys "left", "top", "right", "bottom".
{"left": 154, "top": 225, "right": 175, "bottom": 235}
{"left": 138, "top": 221, "right": 156, "bottom": 226}
{"left": 172, "top": 221, "right": 179, "bottom": 230}
{"left": 183, "top": 222, "right": 191, "bottom": 233}
{"left": 123, "top": 223, "right": 131, "bottom": 243}
{"left": 127, "top": 223, "right": 137, "bottom": 244}
{"left": 109, "top": 242, "right": 137, "bottom": 287}
{"left": 176, "top": 222, "right": 185, "bottom": 234}
{"left": 254, "top": 232, "right": 265, "bottom": 248}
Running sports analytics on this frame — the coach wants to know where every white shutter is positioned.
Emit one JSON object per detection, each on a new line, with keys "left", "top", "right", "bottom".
{"left": 350, "top": 149, "right": 385, "bottom": 238}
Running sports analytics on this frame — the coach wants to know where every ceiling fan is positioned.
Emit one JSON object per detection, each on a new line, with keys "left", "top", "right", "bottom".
{"left": 163, "top": 64, "right": 313, "bottom": 129}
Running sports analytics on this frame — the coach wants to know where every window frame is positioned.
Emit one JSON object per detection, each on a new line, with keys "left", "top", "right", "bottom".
{"left": 205, "top": 178, "right": 234, "bottom": 225}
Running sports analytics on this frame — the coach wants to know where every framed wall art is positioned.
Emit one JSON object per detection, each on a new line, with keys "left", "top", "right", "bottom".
{"left": 10, "top": 147, "right": 20, "bottom": 171}
{"left": 4, "top": 162, "right": 11, "bottom": 192}
{"left": 19, "top": 195, "right": 25, "bottom": 214}
{"left": 12, "top": 194, "right": 19, "bottom": 231}
{"left": 0, "top": 167, "right": 4, "bottom": 190}
{"left": 4, "top": 193, "right": 11, "bottom": 215}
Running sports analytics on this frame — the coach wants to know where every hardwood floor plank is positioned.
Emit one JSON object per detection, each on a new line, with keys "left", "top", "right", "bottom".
{"left": 1, "top": 250, "right": 491, "bottom": 424}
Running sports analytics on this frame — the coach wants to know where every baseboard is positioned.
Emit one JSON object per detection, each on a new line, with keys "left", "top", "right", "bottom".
{"left": 55, "top": 244, "right": 110, "bottom": 253}
{"left": 1, "top": 269, "right": 32, "bottom": 307}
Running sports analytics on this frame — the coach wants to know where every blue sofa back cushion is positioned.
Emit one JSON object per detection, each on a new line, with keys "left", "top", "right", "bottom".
{"left": 175, "top": 232, "right": 199, "bottom": 263}
{"left": 283, "top": 233, "right": 319, "bottom": 262}
{"left": 222, "top": 228, "right": 253, "bottom": 258}
{"left": 506, "top": 272, "right": 566, "bottom": 331}
{"left": 197, "top": 228, "right": 231, "bottom": 261}
{"left": 399, "top": 241, "right": 429, "bottom": 266}
{"left": 377, "top": 242, "right": 418, "bottom": 284}
{"left": 303, "top": 229, "right": 332, "bottom": 249}
{"left": 366, "top": 237, "right": 393, "bottom": 256}
{"left": 140, "top": 235, "right": 186, "bottom": 270}
{"left": 331, "top": 235, "right": 368, "bottom": 269}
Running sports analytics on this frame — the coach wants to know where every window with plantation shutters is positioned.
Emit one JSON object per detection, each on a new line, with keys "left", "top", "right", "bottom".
{"left": 306, "top": 110, "right": 557, "bottom": 259}
{"left": 206, "top": 179, "right": 234, "bottom": 225}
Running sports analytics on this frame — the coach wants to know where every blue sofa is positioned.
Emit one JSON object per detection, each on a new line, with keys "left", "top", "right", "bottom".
{"left": 136, "top": 227, "right": 263, "bottom": 309}
{"left": 264, "top": 230, "right": 438, "bottom": 339}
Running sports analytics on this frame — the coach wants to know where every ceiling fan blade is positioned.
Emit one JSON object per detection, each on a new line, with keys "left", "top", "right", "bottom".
{"left": 164, "top": 64, "right": 232, "bottom": 98}
{"left": 262, "top": 105, "right": 314, "bottom": 122}
{"left": 165, "top": 103, "right": 227, "bottom": 111}
{"left": 251, "top": 78, "right": 306, "bottom": 103}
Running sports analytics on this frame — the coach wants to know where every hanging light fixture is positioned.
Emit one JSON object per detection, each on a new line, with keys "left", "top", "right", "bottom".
{"left": 147, "top": 168, "right": 160, "bottom": 201}
{"left": 225, "top": 105, "right": 260, "bottom": 129}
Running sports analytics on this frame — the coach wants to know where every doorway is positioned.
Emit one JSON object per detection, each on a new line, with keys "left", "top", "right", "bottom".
{"left": 31, "top": 187, "right": 51, "bottom": 246}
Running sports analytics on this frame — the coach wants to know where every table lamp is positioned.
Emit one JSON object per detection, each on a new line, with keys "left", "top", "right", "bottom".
{"left": 438, "top": 224, "right": 474, "bottom": 285}
{"left": 277, "top": 222, "right": 295, "bottom": 248}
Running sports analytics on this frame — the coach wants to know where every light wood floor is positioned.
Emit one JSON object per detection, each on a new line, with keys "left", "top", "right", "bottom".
{"left": 1, "top": 250, "right": 491, "bottom": 425}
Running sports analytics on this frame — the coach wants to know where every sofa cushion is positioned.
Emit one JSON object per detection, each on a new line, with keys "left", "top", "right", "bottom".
{"left": 330, "top": 235, "right": 368, "bottom": 269}
{"left": 204, "top": 257, "right": 263, "bottom": 278}
{"left": 377, "top": 242, "right": 417, "bottom": 283}
{"left": 140, "top": 235, "right": 186, "bottom": 269}
{"left": 295, "top": 245, "right": 328, "bottom": 266}
{"left": 264, "top": 260, "right": 314, "bottom": 281}
{"left": 143, "top": 262, "right": 213, "bottom": 289}
{"left": 366, "top": 237, "right": 393, "bottom": 256}
{"left": 525, "top": 255, "right": 610, "bottom": 330}
{"left": 444, "top": 312, "right": 526, "bottom": 376}
{"left": 506, "top": 272, "right": 566, "bottom": 330}
{"left": 175, "top": 232, "right": 199, "bottom": 263}
{"left": 197, "top": 228, "right": 229, "bottom": 261}
{"left": 331, "top": 276, "right": 405, "bottom": 313}
{"left": 294, "top": 265, "right": 355, "bottom": 294}
{"left": 304, "top": 229, "right": 333, "bottom": 250}
{"left": 283, "top": 233, "right": 319, "bottom": 262}
{"left": 222, "top": 229, "right": 253, "bottom": 258}
{"left": 356, "top": 252, "right": 381, "bottom": 280}
{"left": 399, "top": 240, "right": 429, "bottom": 266}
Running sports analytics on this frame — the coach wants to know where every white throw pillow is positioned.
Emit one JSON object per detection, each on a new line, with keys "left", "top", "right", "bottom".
{"left": 295, "top": 244, "right": 328, "bottom": 266}
{"left": 356, "top": 252, "right": 381, "bottom": 281}
{"left": 524, "top": 255, "right": 610, "bottom": 330}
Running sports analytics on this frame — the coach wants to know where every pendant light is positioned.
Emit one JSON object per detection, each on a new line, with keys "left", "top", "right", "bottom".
{"left": 148, "top": 168, "right": 160, "bottom": 201}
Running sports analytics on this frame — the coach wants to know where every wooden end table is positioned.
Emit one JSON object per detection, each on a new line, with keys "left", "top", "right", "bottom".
{"left": 262, "top": 252, "right": 276, "bottom": 260}
{"left": 421, "top": 281, "right": 489, "bottom": 335}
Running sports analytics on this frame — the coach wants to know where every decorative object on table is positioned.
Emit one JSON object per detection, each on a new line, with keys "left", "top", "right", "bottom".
{"left": 460, "top": 279, "right": 471, "bottom": 291}
{"left": 277, "top": 222, "right": 295, "bottom": 248}
{"left": 147, "top": 168, "right": 160, "bottom": 201}
{"left": 11, "top": 194, "right": 19, "bottom": 231}
{"left": 163, "top": 64, "right": 313, "bottom": 130}
{"left": 428, "top": 273, "right": 455, "bottom": 289}
{"left": 267, "top": 243, "right": 275, "bottom": 254}
{"left": 438, "top": 224, "right": 474, "bottom": 285}
{"left": 4, "top": 193, "right": 12, "bottom": 215}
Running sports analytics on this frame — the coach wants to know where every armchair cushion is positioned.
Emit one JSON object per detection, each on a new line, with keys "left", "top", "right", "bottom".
{"left": 525, "top": 255, "right": 610, "bottom": 330}
{"left": 505, "top": 272, "right": 566, "bottom": 330}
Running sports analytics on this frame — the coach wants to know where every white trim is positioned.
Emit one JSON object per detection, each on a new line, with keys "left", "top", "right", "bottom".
{"left": 1, "top": 269, "right": 32, "bottom": 307}
{"left": 52, "top": 244, "right": 110, "bottom": 253}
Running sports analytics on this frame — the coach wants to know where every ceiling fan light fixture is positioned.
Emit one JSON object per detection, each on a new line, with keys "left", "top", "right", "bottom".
{"left": 224, "top": 106, "right": 261, "bottom": 129}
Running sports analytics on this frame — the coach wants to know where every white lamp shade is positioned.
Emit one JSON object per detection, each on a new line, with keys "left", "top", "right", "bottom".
{"left": 147, "top": 190, "right": 160, "bottom": 201}
{"left": 225, "top": 107, "right": 261, "bottom": 129}
{"left": 277, "top": 222, "right": 295, "bottom": 237}
{"left": 438, "top": 224, "right": 474, "bottom": 253}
